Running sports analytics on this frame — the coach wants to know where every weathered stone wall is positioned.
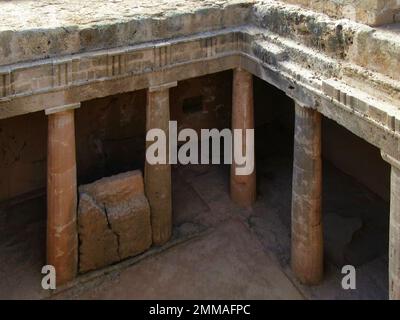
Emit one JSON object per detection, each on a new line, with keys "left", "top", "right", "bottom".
{"left": 0, "top": 111, "right": 47, "bottom": 201}
{"left": 280, "top": 0, "right": 400, "bottom": 26}
{"left": 170, "top": 71, "right": 233, "bottom": 134}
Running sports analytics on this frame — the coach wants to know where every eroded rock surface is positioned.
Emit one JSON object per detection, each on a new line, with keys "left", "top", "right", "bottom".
{"left": 281, "top": 0, "right": 400, "bottom": 26}
{"left": 78, "top": 170, "right": 152, "bottom": 273}
{"left": 0, "top": 0, "right": 253, "bottom": 66}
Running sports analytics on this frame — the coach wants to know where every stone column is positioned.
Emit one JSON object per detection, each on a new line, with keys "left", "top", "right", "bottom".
{"left": 46, "top": 103, "right": 80, "bottom": 286}
{"left": 145, "top": 82, "right": 176, "bottom": 246}
{"left": 230, "top": 68, "right": 256, "bottom": 207}
{"left": 381, "top": 151, "right": 400, "bottom": 300}
{"left": 291, "top": 102, "right": 323, "bottom": 285}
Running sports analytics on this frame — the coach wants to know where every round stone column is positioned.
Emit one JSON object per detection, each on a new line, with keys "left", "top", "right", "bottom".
{"left": 145, "top": 83, "right": 176, "bottom": 246}
{"left": 291, "top": 103, "right": 323, "bottom": 285}
{"left": 46, "top": 104, "right": 79, "bottom": 285}
{"left": 230, "top": 68, "right": 256, "bottom": 207}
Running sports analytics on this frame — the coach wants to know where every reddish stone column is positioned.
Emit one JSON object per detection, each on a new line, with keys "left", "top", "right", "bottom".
{"left": 381, "top": 151, "right": 400, "bottom": 300}
{"left": 46, "top": 103, "right": 79, "bottom": 286}
{"left": 291, "top": 102, "right": 323, "bottom": 285}
{"left": 230, "top": 68, "right": 256, "bottom": 207}
{"left": 145, "top": 82, "right": 176, "bottom": 246}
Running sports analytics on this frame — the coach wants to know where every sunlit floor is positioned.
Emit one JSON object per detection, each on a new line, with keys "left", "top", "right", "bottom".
{"left": 0, "top": 124, "right": 389, "bottom": 299}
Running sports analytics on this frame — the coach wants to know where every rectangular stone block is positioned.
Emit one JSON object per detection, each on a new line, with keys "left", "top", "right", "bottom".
{"left": 80, "top": 170, "right": 145, "bottom": 206}
{"left": 78, "top": 170, "right": 152, "bottom": 273}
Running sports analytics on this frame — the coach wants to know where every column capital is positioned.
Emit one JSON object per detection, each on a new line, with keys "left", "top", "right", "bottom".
{"left": 295, "top": 101, "right": 307, "bottom": 108}
{"left": 381, "top": 151, "right": 400, "bottom": 169}
{"left": 235, "top": 67, "right": 248, "bottom": 72}
{"left": 45, "top": 103, "right": 81, "bottom": 115}
{"left": 295, "top": 100, "right": 315, "bottom": 109}
{"left": 148, "top": 81, "right": 177, "bottom": 93}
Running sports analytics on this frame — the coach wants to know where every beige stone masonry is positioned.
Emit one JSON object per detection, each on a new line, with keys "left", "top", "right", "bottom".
{"left": 322, "top": 79, "right": 400, "bottom": 133}
{"left": 0, "top": 27, "right": 244, "bottom": 117}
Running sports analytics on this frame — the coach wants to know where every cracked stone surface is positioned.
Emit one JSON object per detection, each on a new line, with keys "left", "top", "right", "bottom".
{"left": 78, "top": 193, "right": 120, "bottom": 272}
{"left": 78, "top": 170, "right": 152, "bottom": 273}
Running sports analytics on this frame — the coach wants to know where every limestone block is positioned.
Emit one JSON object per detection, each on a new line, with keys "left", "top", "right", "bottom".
{"left": 79, "top": 170, "right": 145, "bottom": 205}
{"left": 78, "top": 170, "right": 152, "bottom": 273}
{"left": 78, "top": 193, "right": 119, "bottom": 273}
{"left": 107, "top": 195, "right": 154, "bottom": 259}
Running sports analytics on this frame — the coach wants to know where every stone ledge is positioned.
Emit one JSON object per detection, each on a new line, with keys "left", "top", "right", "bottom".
{"left": 0, "top": 0, "right": 254, "bottom": 67}
{"left": 0, "top": 26, "right": 245, "bottom": 102}
{"left": 279, "top": 0, "right": 400, "bottom": 26}
{"left": 243, "top": 52, "right": 400, "bottom": 158}
{"left": 322, "top": 79, "right": 400, "bottom": 132}
{"left": 252, "top": 1, "right": 400, "bottom": 81}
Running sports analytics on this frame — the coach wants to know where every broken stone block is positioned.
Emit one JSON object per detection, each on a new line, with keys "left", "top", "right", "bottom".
{"left": 78, "top": 170, "right": 152, "bottom": 273}
{"left": 79, "top": 170, "right": 146, "bottom": 206}
{"left": 78, "top": 193, "right": 119, "bottom": 273}
{"left": 107, "top": 195, "right": 153, "bottom": 259}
